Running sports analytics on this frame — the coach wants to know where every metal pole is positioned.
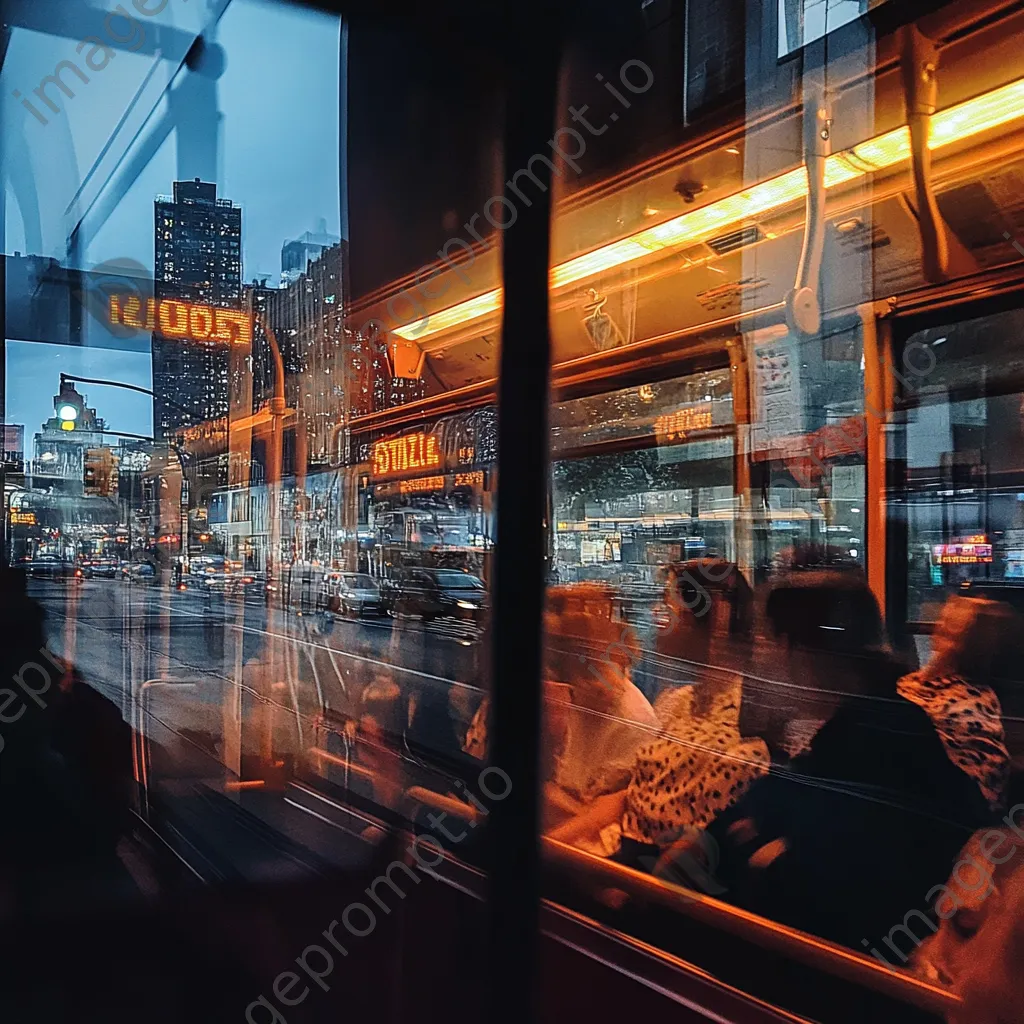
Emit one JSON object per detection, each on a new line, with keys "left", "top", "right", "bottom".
{"left": 258, "top": 320, "right": 288, "bottom": 769}
{"left": 261, "top": 320, "right": 287, "bottom": 593}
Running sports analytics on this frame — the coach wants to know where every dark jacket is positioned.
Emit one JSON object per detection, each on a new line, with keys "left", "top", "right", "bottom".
{"left": 706, "top": 692, "right": 990, "bottom": 952}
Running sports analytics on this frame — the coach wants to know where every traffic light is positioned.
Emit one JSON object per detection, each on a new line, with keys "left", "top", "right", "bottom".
{"left": 58, "top": 403, "right": 78, "bottom": 431}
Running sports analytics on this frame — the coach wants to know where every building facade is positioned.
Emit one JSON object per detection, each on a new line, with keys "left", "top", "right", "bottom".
{"left": 152, "top": 178, "right": 243, "bottom": 440}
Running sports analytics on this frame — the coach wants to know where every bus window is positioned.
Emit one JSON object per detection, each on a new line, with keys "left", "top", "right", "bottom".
{"left": 537, "top": 0, "right": 1024, "bottom": 1020}
{"left": 899, "top": 307, "right": 1024, "bottom": 630}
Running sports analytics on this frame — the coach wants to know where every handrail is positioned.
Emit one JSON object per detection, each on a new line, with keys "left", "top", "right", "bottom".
{"left": 400, "top": 783, "right": 959, "bottom": 1017}
{"left": 405, "top": 785, "right": 482, "bottom": 824}
{"left": 543, "top": 838, "right": 960, "bottom": 1017}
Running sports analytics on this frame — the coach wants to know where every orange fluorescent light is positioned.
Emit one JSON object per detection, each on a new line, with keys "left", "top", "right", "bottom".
{"left": 393, "top": 76, "right": 1024, "bottom": 343}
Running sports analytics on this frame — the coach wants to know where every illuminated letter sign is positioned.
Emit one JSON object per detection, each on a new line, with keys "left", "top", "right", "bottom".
{"left": 399, "top": 475, "right": 445, "bottom": 495}
{"left": 189, "top": 305, "right": 215, "bottom": 340}
{"left": 371, "top": 432, "right": 442, "bottom": 480}
{"left": 654, "top": 402, "right": 714, "bottom": 444}
{"left": 110, "top": 296, "right": 252, "bottom": 346}
{"left": 933, "top": 541, "right": 994, "bottom": 565}
{"left": 159, "top": 299, "right": 189, "bottom": 338}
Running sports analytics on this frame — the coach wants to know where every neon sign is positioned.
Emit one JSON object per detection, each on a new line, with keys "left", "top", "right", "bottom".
{"left": 655, "top": 403, "right": 714, "bottom": 443}
{"left": 399, "top": 475, "right": 445, "bottom": 495}
{"left": 454, "top": 470, "right": 484, "bottom": 488}
{"left": 371, "top": 432, "right": 441, "bottom": 479}
{"left": 933, "top": 540, "right": 993, "bottom": 565}
{"left": 109, "top": 296, "right": 252, "bottom": 346}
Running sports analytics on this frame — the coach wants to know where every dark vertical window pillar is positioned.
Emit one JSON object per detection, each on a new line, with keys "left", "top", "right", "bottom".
{"left": 488, "top": 8, "right": 567, "bottom": 1024}
{"left": 0, "top": 251, "right": 6, "bottom": 569}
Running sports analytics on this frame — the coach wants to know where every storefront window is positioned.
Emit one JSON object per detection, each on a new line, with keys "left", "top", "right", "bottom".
{"left": 901, "top": 307, "right": 1024, "bottom": 622}
{"left": 358, "top": 407, "right": 497, "bottom": 582}
{"left": 551, "top": 368, "right": 734, "bottom": 586}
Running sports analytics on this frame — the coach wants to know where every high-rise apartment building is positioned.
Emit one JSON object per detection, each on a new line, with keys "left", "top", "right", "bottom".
{"left": 152, "top": 178, "right": 242, "bottom": 439}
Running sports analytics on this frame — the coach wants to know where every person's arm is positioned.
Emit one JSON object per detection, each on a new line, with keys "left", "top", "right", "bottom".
{"left": 546, "top": 787, "right": 627, "bottom": 846}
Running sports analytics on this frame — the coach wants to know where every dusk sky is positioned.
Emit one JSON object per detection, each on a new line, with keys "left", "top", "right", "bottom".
{"left": 2, "top": 0, "right": 341, "bottom": 445}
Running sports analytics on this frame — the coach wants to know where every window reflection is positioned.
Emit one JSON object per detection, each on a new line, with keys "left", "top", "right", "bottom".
{"left": 6, "top": 0, "right": 1024, "bottom": 1020}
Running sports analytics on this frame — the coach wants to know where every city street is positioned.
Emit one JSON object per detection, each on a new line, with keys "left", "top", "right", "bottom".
{"left": 30, "top": 576, "right": 484, "bottom": 770}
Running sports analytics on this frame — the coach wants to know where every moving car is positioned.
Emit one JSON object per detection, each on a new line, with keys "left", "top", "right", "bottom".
{"left": 334, "top": 572, "right": 383, "bottom": 617}
{"left": 82, "top": 558, "right": 119, "bottom": 579}
{"left": 123, "top": 562, "right": 156, "bottom": 583}
{"left": 391, "top": 568, "right": 487, "bottom": 623}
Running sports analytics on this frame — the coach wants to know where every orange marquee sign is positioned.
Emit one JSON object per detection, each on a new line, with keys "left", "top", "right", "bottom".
{"left": 371, "top": 432, "right": 441, "bottom": 479}
{"left": 109, "top": 296, "right": 252, "bottom": 346}
{"left": 654, "top": 403, "right": 714, "bottom": 443}
{"left": 399, "top": 475, "right": 445, "bottom": 495}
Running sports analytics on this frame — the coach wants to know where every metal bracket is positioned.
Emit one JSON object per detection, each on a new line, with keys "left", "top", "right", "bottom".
{"left": 901, "top": 25, "right": 948, "bottom": 283}
{"left": 786, "top": 70, "right": 831, "bottom": 338}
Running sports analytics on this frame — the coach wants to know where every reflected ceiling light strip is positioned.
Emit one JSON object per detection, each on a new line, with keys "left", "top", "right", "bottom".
{"left": 393, "top": 76, "right": 1024, "bottom": 343}
{"left": 398, "top": 288, "right": 503, "bottom": 339}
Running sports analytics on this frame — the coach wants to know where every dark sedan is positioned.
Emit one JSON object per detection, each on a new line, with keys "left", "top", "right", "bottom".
{"left": 391, "top": 568, "right": 487, "bottom": 624}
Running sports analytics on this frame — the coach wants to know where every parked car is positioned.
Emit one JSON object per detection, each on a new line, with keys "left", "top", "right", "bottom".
{"left": 25, "top": 557, "right": 82, "bottom": 582}
{"left": 391, "top": 568, "right": 487, "bottom": 623}
{"left": 333, "top": 572, "right": 383, "bottom": 617}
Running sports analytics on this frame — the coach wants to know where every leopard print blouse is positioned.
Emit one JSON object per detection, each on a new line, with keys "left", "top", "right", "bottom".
{"left": 621, "top": 679, "right": 771, "bottom": 848}
{"left": 897, "top": 670, "right": 1010, "bottom": 811}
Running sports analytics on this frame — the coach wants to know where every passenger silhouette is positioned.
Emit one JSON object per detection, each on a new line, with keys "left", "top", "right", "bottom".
{"left": 898, "top": 595, "right": 1012, "bottom": 811}
{"left": 914, "top": 773, "right": 1024, "bottom": 1021}
{"left": 541, "top": 584, "right": 659, "bottom": 846}
{"left": 702, "top": 571, "right": 990, "bottom": 951}
{"left": 0, "top": 569, "right": 133, "bottom": 917}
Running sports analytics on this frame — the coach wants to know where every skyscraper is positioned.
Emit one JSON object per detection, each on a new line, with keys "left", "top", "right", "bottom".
{"left": 152, "top": 179, "right": 242, "bottom": 439}
{"left": 280, "top": 219, "right": 340, "bottom": 286}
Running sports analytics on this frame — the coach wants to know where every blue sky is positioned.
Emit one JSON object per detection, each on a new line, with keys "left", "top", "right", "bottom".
{"left": 3, "top": 0, "right": 341, "bottom": 437}
{"left": 7, "top": 340, "right": 154, "bottom": 446}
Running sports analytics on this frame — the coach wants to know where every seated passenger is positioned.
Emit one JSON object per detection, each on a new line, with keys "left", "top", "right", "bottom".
{"left": 542, "top": 585, "right": 660, "bottom": 839}
{"left": 897, "top": 595, "right": 1011, "bottom": 811}
{"left": 696, "top": 571, "right": 990, "bottom": 952}
{"left": 912, "top": 780, "right": 1024, "bottom": 1024}
{"left": 617, "top": 563, "right": 768, "bottom": 866}
{"left": 550, "top": 565, "right": 770, "bottom": 866}
{"left": 912, "top": 825, "right": 1023, "bottom": 993}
